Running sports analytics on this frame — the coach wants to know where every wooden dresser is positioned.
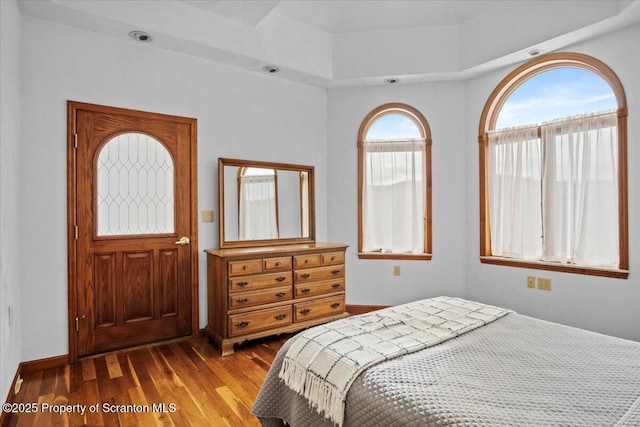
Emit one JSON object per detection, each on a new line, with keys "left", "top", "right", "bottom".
{"left": 205, "top": 242, "right": 349, "bottom": 355}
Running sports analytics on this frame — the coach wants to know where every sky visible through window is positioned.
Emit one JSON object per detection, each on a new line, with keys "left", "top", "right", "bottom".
{"left": 366, "top": 113, "right": 421, "bottom": 140}
{"left": 244, "top": 167, "right": 275, "bottom": 176}
{"left": 496, "top": 67, "right": 616, "bottom": 129}
{"left": 364, "top": 112, "right": 424, "bottom": 186}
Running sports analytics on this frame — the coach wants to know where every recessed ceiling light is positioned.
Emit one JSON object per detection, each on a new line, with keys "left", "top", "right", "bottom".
{"left": 384, "top": 78, "right": 399, "bottom": 84}
{"left": 527, "top": 48, "right": 545, "bottom": 57}
{"left": 129, "top": 30, "right": 152, "bottom": 42}
{"left": 262, "top": 65, "right": 280, "bottom": 74}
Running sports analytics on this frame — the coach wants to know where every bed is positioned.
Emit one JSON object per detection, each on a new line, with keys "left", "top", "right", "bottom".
{"left": 252, "top": 297, "right": 640, "bottom": 427}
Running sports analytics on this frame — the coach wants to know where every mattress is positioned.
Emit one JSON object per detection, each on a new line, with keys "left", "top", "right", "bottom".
{"left": 252, "top": 311, "right": 640, "bottom": 426}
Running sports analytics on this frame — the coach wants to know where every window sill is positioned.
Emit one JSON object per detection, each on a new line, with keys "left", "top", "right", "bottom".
{"left": 479, "top": 256, "right": 628, "bottom": 279}
{"left": 358, "top": 252, "right": 432, "bottom": 261}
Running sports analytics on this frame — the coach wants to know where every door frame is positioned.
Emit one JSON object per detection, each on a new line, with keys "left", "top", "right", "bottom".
{"left": 67, "top": 101, "right": 199, "bottom": 362}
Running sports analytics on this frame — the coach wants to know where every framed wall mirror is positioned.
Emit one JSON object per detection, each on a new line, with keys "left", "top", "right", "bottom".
{"left": 218, "top": 158, "right": 316, "bottom": 248}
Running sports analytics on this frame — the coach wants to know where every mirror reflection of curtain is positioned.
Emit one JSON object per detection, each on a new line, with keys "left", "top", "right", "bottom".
{"left": 300, "top": 171, "right": 309, "bottom": 237}
{"left": 239, "top": 171, "right": 278, "bottom": 240}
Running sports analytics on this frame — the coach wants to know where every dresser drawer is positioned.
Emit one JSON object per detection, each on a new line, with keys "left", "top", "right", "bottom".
{"left": 294, "top": 265, "right": 344, "bottom": 284}
{"left": 294, "top": 254, "right": 321, "bottom": 268}
{"left": 294, "top": 295, "right": 345, "bottom": 322}
{"left": 228, "top": 306, "right": 292, "bottom": 337}
{"left": 228, "top": 272, "right": 293, "bottom": 292}
{"left": 228, "top": 286, "right": 292, "bottom": 309}
{"left": 295, "top": 279, "right": 345, "bottom": 298}
{"left": 321, "top": 251, "right": 345, "bottom": 265}
{"left": 264, "top": 256, "right": 292, "bottom": 271}
{"left": 228, "top": 259, "right": 263, "bottom": 276}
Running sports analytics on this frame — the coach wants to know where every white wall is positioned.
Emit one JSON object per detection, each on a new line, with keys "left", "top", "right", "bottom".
{"left": 327, "top": 82, "right": 468, "bottom": 305}
{"left": 0, "top": 0, "right": 23, "bottom": 399}
{"left": 464, "top": 23, "right": 640, "bottom": 341}
{"left": 327, "top": 22, "right": 640, "bottom": 342}
{"left": 19, "top": 16, "right": 328, "bottom": 362}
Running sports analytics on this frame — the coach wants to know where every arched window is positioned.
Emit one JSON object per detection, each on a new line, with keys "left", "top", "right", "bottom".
{"left": 357, "top": 103, "right": 432, "bottom": 260}
{"left": 478, "top": 52, "right": 628, "bottom": 278}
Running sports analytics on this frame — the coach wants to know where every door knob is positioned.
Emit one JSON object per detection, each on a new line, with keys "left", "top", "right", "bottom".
{"left": 175, "top": 236, "right": 190, "bottom": 246}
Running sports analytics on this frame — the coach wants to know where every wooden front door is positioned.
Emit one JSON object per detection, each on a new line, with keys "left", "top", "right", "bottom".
{"left": 68, "top": 101, "right": 198, "bottom": 360}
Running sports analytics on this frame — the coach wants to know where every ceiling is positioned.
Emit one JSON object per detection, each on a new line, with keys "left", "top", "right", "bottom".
{"left": 181, "top": 1, "right": 494, "bottom": 33}
{"left": 17, "top": 0, "right": 640, "bottom": 87}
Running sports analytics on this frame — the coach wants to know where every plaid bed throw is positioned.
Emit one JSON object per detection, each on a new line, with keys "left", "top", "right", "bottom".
{"left": 278, "top": 296, "right": 512, "bottom": 426}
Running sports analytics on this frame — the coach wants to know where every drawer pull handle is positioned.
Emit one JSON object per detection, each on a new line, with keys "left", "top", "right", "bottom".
{"left": 330, "top": 256, "right": 336, "bottom": 261}
{"left": 300, "top": 273, "right": 310, "bottom": 279}
{"left": 299, "top": 309, "right": 311, "bottom": 315}
{"left": 331, "top": 283, "right": 340, "bottom": 289}
{"left": 242, "top": 265, "right": 249, "bottom": 270}
{"left": 237, "top": 281, "right": 249, "bottom": 288}
{"left": 304, "top": 259, "right": 309, "bottom": 264}
{"left": 275, "top": 292, "right": 286, "bottom": 298}
{"left": 331, "top": 269, "right": 340, "bottom": 275}
{"left": 330, "top": 303, "right": 341, "bottom": 309}
{"left": 236, "top": 297, "right": 249, "bottom": 304}
{"left": 235, "top": 321, "right": 250, "bottom": 328}
{"left": 274, "top": 314, "right": 288, "bottom": 321}
{"left": 300, "top": 288, "right": 310, "bottom": 294}
{"left": 275, "top": 276, "right": 286, "bottom": 282}
{"left": 275, "top": 261, "right": 281, "bottom": 266}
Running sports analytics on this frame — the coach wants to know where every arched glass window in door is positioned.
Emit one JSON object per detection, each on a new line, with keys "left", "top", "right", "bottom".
{"left": 238, "top": 167, "right": 279, "bottom": 240}
{"left": 96, "top": 132, "right": 175, "bottom": 236}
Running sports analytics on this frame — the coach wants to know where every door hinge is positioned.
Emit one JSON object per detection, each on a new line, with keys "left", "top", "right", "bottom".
{"left": 74, "top": 225, "right": 78, "bottom": 240}
{"left": 74, "top": 133, "right": 78, "bottom": 148}
{"left": 75, "top": 315, "right": 85, "bottom": 332}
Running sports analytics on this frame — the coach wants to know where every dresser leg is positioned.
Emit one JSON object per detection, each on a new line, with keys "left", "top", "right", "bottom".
{"left": 220, "top": 341, "right": 235, "bottom": 356}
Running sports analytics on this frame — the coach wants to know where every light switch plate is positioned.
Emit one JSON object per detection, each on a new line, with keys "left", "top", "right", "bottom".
{"left": 201, "top": 210, "right": 214, "bottom": 223}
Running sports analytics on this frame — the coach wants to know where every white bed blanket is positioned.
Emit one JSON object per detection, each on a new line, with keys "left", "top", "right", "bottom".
{"left": 254, "top": 311, "right": 640, "bottom": 427}
{"left": 278, "top": 296, "right": 512, "bottom": 426}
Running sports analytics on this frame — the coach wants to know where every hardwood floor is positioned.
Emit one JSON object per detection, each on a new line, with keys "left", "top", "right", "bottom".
{"left": 2, "top": 335, "right": 288, "bottom": 427}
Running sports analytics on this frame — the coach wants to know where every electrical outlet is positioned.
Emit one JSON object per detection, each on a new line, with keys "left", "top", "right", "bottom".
{"left": 527, "top": 276, "right": 536, "bottom": 289}
{"left": 201, "top": 210, "right": 214, "bottom": 223}
{"left": 537, "top": 277, "right": 552, "bottom": 291}
{"left": 393, "top": 265, "right": 401, "bottom": 276}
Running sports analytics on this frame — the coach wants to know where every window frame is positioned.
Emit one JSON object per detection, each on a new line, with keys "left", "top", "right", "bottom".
{"left": 478, "top": 52, "right": 628, "bottom": 278}
{"left": 357, "top": 103, "right": 433, "bottom": 260}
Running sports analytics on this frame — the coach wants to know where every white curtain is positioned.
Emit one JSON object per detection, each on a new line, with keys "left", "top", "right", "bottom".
{"left": 362, "top": 139, "right": 425, "bottom": 253}
{"left": 239, "top": 175, "right": 278, "bottom": 240}
{"left": 300, "top": 171, "right": 310, "bottom": 237}
{"left": 541, "top": 111, "right": 618, "bottom": 267}
{"left": 488, "top": 126, "right": 542, "bottom": 259}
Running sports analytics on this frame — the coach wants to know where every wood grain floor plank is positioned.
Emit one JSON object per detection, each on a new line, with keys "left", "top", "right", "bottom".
{"left": 214, "top": 385, "right": 257, "bottom": 425}
{"left": 2, "top": 335, "right": 287, "bottom": 427}
{"left": 200, "top": 354, "right": 259, "bottom": 409}
{"left": 127, "top": 386, "right": 157, "bottom": 427}
{"left": 81, "top": 359, "right": 96, "bottom": 382}
{"left": 157, "top": 344, "right": 234, "bottom": 425}
{"left": 115, "top": 353, "right": 138, "bottom": 392}
{"left": 83, "top": 378, "right": 104, "bottom": 427}
{"left": 126, "top": 350, "right": 175, "bottom": 427}
{"left": 105, "top": 354, "right": 123, "bottom": 380}
{"left": 93, "top": 357, "right": 123, "bottom": 427}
